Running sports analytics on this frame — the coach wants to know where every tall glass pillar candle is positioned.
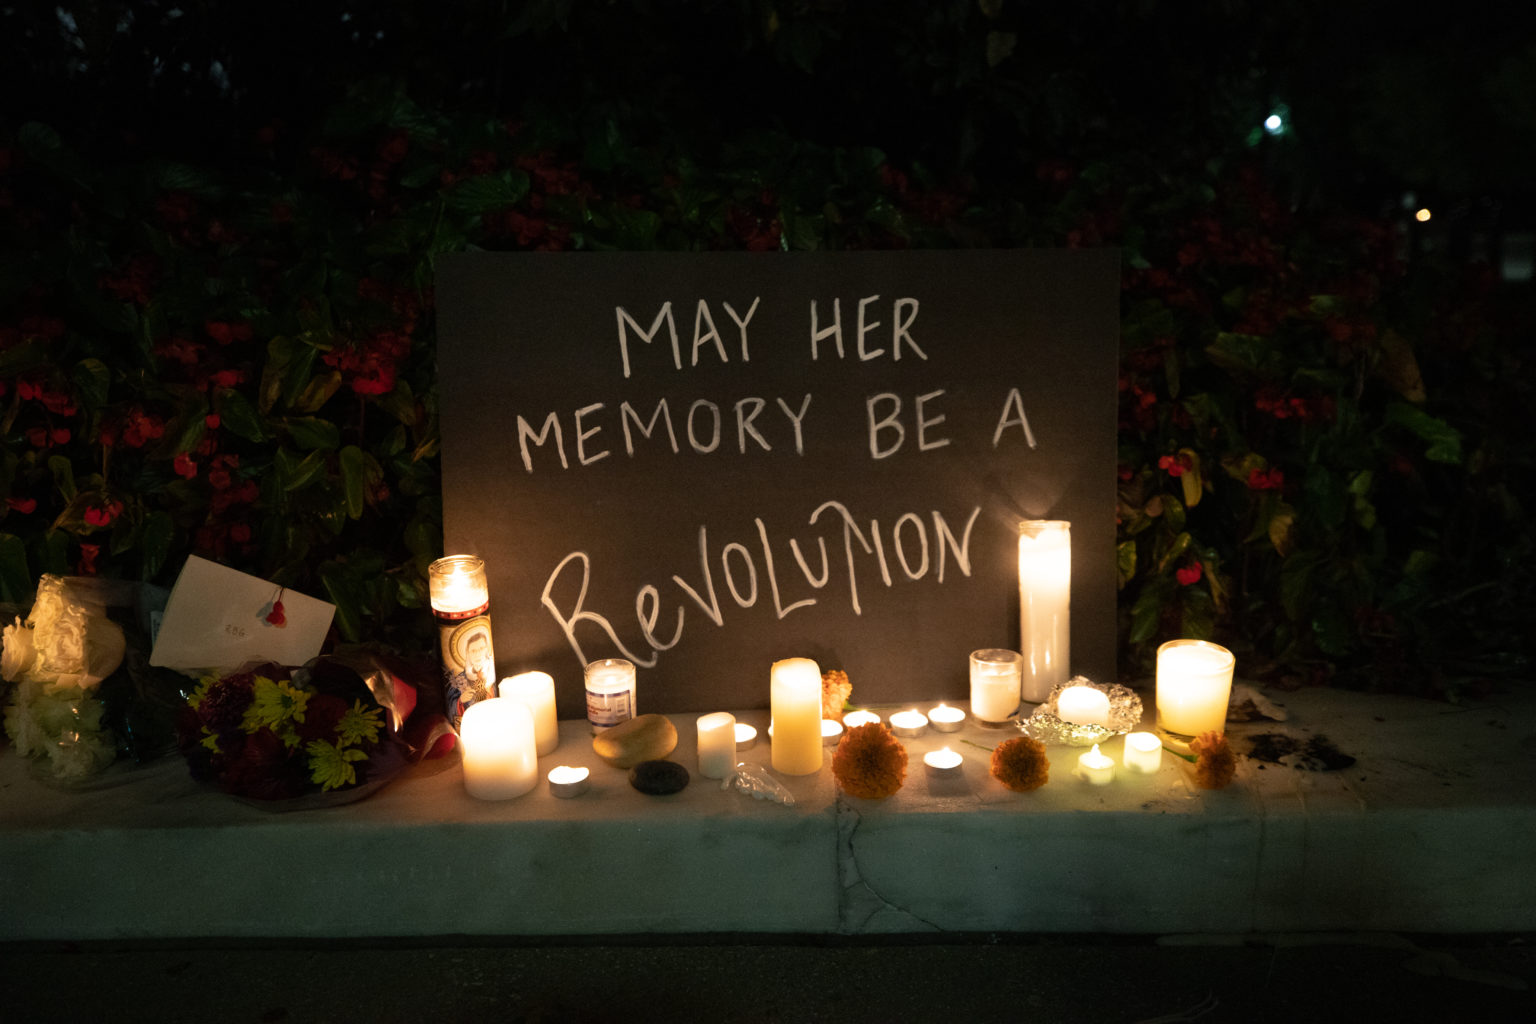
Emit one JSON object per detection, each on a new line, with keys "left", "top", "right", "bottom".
{"left": 459, "top": 698, "right": 538, "bottom": 800}
{"left": 430, "top": 555, "right": 496, "bottom": 730}
{"left": 584, "top": 658, "right": 637, "bottom": 734}
{"left": 1156, "top": 639, "right": 1236, "bottom": 737}
{"left": 500, "top": 671, "right": 559, "bottom": 756}
{"left": 770, "top": 657, "right": 823, "bottom": 776}
{"left": 1018, "top": 520, "right": 1071, "bottom": 703}
{"left": 970, "top": 648, "right": 1022, "bottom": 724}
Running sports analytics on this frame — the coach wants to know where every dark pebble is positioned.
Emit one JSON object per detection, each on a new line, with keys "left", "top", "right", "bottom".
{"left": 629, "top": 759, "right": 690, "bottom": 795}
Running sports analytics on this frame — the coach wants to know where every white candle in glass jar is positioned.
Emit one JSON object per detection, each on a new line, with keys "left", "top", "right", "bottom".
{"left": 499, "top": 671, "right": 559, "bottom": 756}
{"left": 584, "top": 658, "right": 636, "bottom": 733}
{"left": 770, "top": 658, "right": 823, "bottom": 775}
{"left": 1155, "top": 639, "right": 1236, "bottom": 737}
{"left": 1018, "top": 520, "right": 1071, "bottom": 703}
{"left": 969, "top": 649, "right": 1021, "bottom": 723}
{"left": 1057, "top": 684, "right": 1110, "bottom": 727}
{"left": 1123, "top": 731, "right": 1163, "bottom": 774}
{"left": 459, "top": 698, "right": 538, "bottom": 800}
{"left": 696, "top": 712, "right": 737, "bottom": 779}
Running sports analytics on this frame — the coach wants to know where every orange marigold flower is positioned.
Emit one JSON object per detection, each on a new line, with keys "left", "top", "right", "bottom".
{"left": 821, "top": 669, "right": 852, "bottom": 722}
{"left": 990, "top": 736, "right": 1049, "bottom": 792}
{"left": 831, "top": 723, "right": 907, "bottom": 800}
{"left": 1190, "top": 731, "right": 1236, "bottom": 789}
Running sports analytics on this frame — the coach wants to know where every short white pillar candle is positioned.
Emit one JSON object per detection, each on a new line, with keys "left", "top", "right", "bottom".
{"left": 1057, "top": 684, "right": 1110, "bottom": 727}
{"left": 1123, "top": 731, "right": 1163, "bottom": 774}
{"left": 499, "top": 671, "right": 559, "bottom": 756}
{"left": 1075, "top": 743, "right": 1115, "bottom": 786}
{"left": 459, "top": 698, "right": 538, "bottom": 800}
{"left": 696, "top": 711, "right": 737, "bottom": 780}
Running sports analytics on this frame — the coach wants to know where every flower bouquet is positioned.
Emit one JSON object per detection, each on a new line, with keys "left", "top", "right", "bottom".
{"left": 175, "top": 649, "right": 453, "bottom": 807}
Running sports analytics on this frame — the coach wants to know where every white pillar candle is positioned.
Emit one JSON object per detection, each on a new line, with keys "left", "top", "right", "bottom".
{"left": 928, "top": 703, "right": 966, "bottom": 732}
{"left": 888, "top": 709, "right": 928, "bottom": 737}
{"left": 459, "top": 698, "right": 538, "bottom": 800}
{"left": 1075, "top": 743, "right": 1114, "bottom": 786}
{"left": 696, "top": 712, "right": 737, "bottom": 779}
{"left": 1018, "top": 520, "right": 1071, "bottom": 703}
{"left": 584, "top": 657, "right": 636, "bottom": 734}
{"left": 1155, "top": 639, "right": 1236, "bottom": 737}
{"left": 499, "top": 671, "right": 559, "bottom": 756}
{"left": 1123, "top": 731, "right": 1163, "bottom": 774}
{"left": 547, "top": 764, "right": 590, "bottom": 798}
{"left": 1057, "top": 684, "right": 1110, "bottom": 727}
{"left": 923, "top": 747, "right": 963, "bottom": 778}
{"left": 734, "top": 723, "right": 758, "bottom": 751}
{"left": 969, "top": 649, "right": 1021, "bottom": 723}
{"left": 842, "top": 709, "right": 882, "bottom": 728}
{"left": 429, "top": 554, "right": 496, "bottom": 731}
{"left": 770, "top": 657, "right": 823, "bottom": 776}
{"left": 821, "top": 719, "right": 844, "bottom": 745}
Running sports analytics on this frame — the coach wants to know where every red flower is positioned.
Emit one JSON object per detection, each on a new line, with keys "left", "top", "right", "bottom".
{"left": 1247, "top": 467, "right": 1285, "bottom": 491}
{"left": 120, "top": 408, "right": 166, "bottom": 448}
{"left": 1158, "top": 453, "right": 1193, "bottom": 477}
{"left": 26, "top": 426, "right": 70, "bottom": 448}
{"left": 230, "top": 522, "right": 252, "bottom": 543}
{"left": 1176, "top": 562, "right": 1203, "bottom": 586}
{"left": 205, "top": 413, "right": 221, "bottom": 430}
{"left": 77, "top": 542, "right": 100, "bottom": 575}
{"left": 173, "top": 452, "right": 198, "bottom": 478}
{"left": 84, "top": 500, "right": 124, "bottom": 528}
{"left": 205, "top": 320, "right": 253, "bottom": 346}
{"left": 155, "top": 336, "right": 204, "bottom": 366}
{"left": 266, "top": 600, "right": 287, "bottom": 628}
{"left": 5, "top": 497, "right": 36, "bottom": 514}
{"left": 208, "top": 368, "right": 246, "bottom": 390}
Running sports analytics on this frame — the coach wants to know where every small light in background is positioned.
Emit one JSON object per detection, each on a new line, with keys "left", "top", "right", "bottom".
{"left": 1415, "top": 208, "right": 1433, "bottom": 223}
{"left": 1264, "top": 113, "right": 1284, "bottom": 135}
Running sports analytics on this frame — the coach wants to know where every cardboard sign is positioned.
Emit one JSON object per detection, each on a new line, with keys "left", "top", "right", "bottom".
{"left": 437, "top": 251, "right": 1119, "bottom": 717}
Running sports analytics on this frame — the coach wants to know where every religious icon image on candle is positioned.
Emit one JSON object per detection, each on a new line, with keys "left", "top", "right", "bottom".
{"left": 429, "top": 555, "right": 495, "bottom": 731}
{"left": 1018, "top": 520, "right": 1070, "bottom": 703}
{"left": 584, "top": 657, "right": 637, "bottom": 734}
{"left": 1155, "top": 639, "right": 1236, "bottom": 738}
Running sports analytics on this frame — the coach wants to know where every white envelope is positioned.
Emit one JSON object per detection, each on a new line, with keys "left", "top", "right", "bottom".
{"left": 149, "top": 555, "right": 335, "bottom": 671}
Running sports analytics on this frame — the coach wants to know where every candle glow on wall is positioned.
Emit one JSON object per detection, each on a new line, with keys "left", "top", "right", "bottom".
{"left": 429, "top": 555, "right": 496, "bottom": 730}
{"left": 1018, "top": 520, "right": 1070, "bottom": 703}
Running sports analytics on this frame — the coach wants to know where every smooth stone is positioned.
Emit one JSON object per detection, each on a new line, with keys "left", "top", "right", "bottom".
{"left": 592, "top": 714, "right": 678, "bottom": 768}
{"left": 628, "top": 759, "right": 690, "bottom": 796}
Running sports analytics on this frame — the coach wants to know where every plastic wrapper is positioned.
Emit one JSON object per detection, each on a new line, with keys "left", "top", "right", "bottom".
{"left": 721, "top": 761, "right": 796, "bottom": 805}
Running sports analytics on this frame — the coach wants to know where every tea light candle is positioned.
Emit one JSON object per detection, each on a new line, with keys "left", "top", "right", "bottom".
{"left": 969, "top": 649, "right": 1021, "bottom": 723}
{"left": 547, "top": 764, "right": 590, "bottom": 798}
{"left": 696, "top": 712, "right": 737, "bottom": 779}
{"left": 1018, "top": 520, "right": 1071, "bottom": 703}
{"left": 842, "top": 709, "right": 882, "bottom": 728}
{"left": 1124, "top": 731, "right": 1163, "bottom": 774}
{"left": 1057, "top": 684, "right": 1110, "bottom": 727}
{"left": 888, "top": 709, "right": 928, "bottom": 738}
{"left": 770, "top": 657, "right": 823, "bottom": 775}
{"left": 1075, "top": 743, "right": 1114, "bottom": 786}
{"left": 459, "top": 698, "right": 538, "bottom": 800}
{"left": 584, "top": 657, "right": 637, "bottom": 734}
{"left": 822, "top": 718, "right": 844, "bottom": 745}
{"left": 734, "top": 723, "right": 758, "bottom": 750}
{"left": 1156, "top": 639, "right": 1236, "bottom": 737}
{"left": 499, "top": 670, "right": 559, "bottom": 756}
{"left": 928, "top": 703, "right": 966, "bottom": 732}
{"left": 923, "top": 747, "right": 963, "bottom": 778}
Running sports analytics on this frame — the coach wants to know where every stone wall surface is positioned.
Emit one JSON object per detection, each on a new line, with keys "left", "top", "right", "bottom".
{"left": 3, "top": 686, "right": 1533, "bottom": 939}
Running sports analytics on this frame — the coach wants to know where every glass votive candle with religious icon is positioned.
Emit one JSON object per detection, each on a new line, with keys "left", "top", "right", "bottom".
{"left": 1018, "top": 519, "right": 1071, "bottom": 703}
{"left": 969, "top": 648, "right": 1022, "bottom": 725}
{"left": 429, "top": 554, "right": 496, "bottom": 731}
{"left": 1155, "top": 639, "right": 1236, "bottom": 737}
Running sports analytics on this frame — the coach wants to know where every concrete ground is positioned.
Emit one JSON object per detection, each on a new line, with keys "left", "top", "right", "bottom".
{"left": 3, "top": 932, "right": 1531, "bottom": 1023}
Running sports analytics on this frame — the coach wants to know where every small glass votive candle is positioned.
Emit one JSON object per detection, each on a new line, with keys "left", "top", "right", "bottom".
{"left": 584, "top": 657, "right": 636, "bottom": 734}
{"left": 1155, "top": 639, "right": 1235, "bottom": 737}
{"left": 970, "top": 649, "right": 1022, "bottom": 724}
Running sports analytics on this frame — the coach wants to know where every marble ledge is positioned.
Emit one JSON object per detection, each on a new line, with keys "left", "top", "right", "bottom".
{"left": 2, "top": 685, "right": 1534, "bottom": 941}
